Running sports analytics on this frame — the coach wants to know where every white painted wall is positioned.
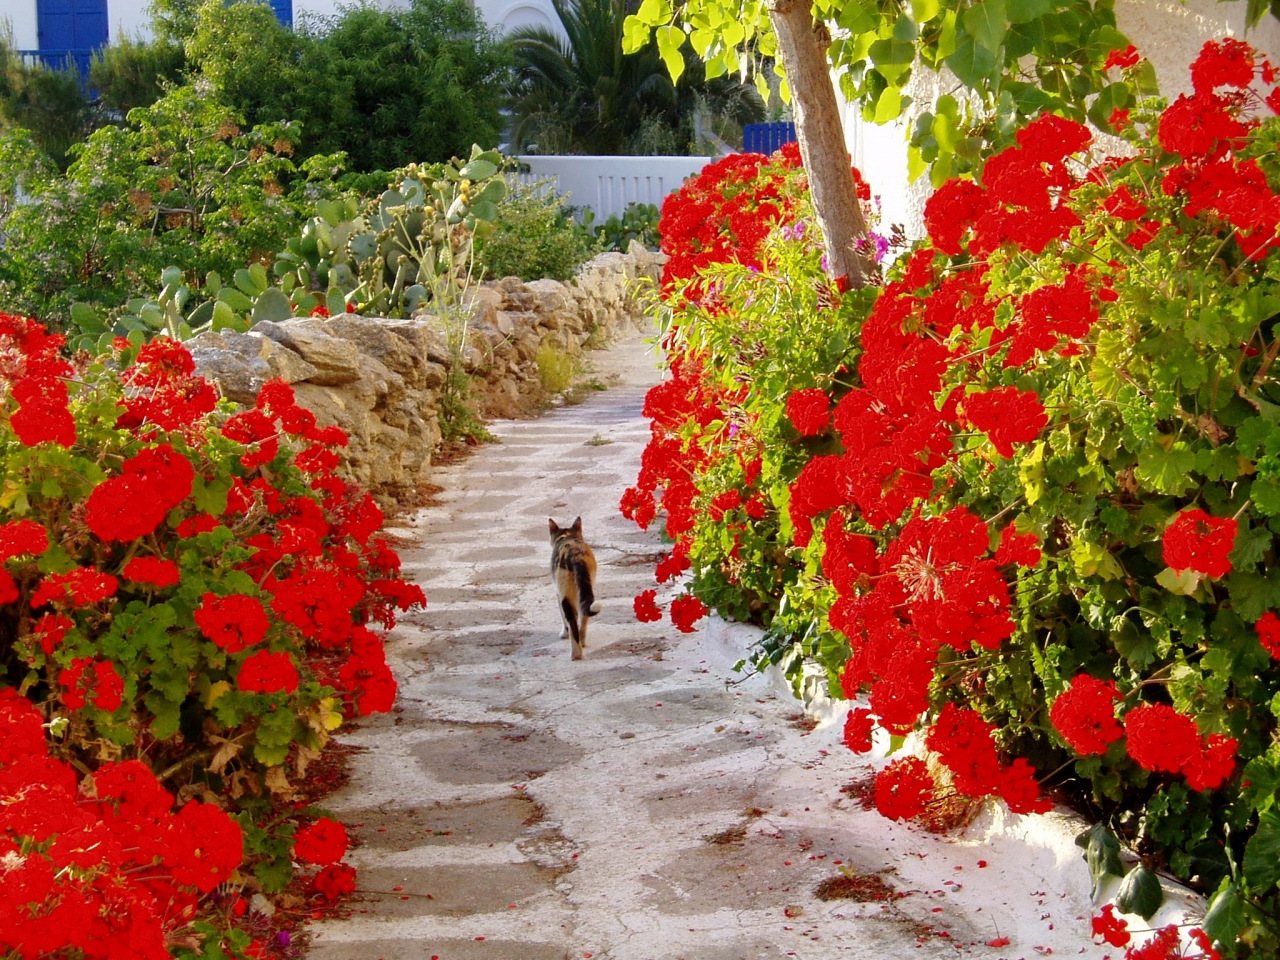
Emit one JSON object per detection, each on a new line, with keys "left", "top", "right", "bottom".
{"left": 476, "top": 0, "right": 558, "bottom": 34}
{"left": 516, "top": 155, "right": 712, "bottom": 220}
{"left": 6, "top": 0, "right": 40, "bottom": 49}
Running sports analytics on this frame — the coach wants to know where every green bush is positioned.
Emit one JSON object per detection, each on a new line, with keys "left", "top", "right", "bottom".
{"left": 0, "top": 39, "right": 94, "bottom": 170}
{"left": 0, "top": 85, "right": 348, "bottom": 326}
{"left": 476, "top": 184, "right": 599, "bottom": 282}
{"left": 179, "top": 0, "right": 507, "bottom": 172}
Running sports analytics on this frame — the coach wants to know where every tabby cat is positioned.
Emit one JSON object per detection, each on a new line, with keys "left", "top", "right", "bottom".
{"left": 549, "top": 517, "right": 600, "bottom": 660}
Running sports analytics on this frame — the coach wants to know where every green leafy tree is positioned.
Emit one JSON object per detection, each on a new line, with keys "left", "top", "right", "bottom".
{"left": 314, "top": 0, "right": 509, "bottom": 170}
{"left": 182, "top": 0, "right": 350, "bottom": 153}
{"left": 621, "top": 0, "right": 1276, "bottom": 285}
{"left": 508, "top": 0, "right": 763, "bottom": 154}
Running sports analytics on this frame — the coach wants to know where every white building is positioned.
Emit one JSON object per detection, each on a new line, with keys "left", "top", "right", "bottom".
{"left": 2, "top": 0, "right": 560, "bottom": 59}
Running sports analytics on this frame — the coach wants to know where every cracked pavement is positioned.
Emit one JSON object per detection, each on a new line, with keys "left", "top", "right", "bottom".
{"left": 303, "top": 326, "right": 1118, "bottom": 960}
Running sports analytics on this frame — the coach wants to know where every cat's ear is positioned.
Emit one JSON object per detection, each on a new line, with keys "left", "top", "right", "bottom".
{"left": 571, "top": 516, "right": 582, "bottom": 533}
{"left": 548, "top": 518, "right": 560, "bottom": 533}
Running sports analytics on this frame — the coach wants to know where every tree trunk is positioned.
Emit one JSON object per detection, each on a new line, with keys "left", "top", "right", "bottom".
{"left": 767, "top": 0, "right": 871, "bottom": 287}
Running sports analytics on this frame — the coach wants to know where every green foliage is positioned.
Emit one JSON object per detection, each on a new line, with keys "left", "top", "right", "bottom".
{"left": 89, "top": 33, "right": 187, "bottom": 119}
{"left": 62, "top": 147, "right": 508, "bottom": 349}
{"left": 591, "top": 202, "right": 661, "bottom": 251}
{"left": 537, "top": 342, "right": 577, "bottom": 392}
{"left": 312, "top": 0, "right": 509, "bottom": 171}
{"left": 0, "top": 36, "right": 94, "bottom": 171}
{"left": 475, "top": 182, "right": 599, "bottom": 282}
{"left": 508, "top": 0, "right": 762, "bottom": 155}
{"left": 0, "top": 84, "right": 336, "bottom": 328}
{"left": 180, "top": 0, "right": 508, "bottom": 172}
{"left": 622, "top": 0, "right": 1152, "bottom": 182}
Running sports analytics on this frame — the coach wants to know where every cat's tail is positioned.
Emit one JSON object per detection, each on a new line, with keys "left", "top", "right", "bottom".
{"left": 576, "top": 563, "right": 602, "bottom": 617}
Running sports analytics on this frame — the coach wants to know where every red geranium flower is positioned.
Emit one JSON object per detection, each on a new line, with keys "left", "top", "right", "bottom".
{"left": 786, "top": 388, "right": 831, "bottom": 437}
{"left": 122, "top": 556, "right": 181, "bottom": 589}
{"left": 1104, "top": 44, "right": 1141, "bottom": 71}
{"left": 1092, "top": 904, "right": 1130, "bottom": 947}
{"left": 842, "top": 708, "right": 874, "bottom": 753}
{"left": 1049, "top": 675, "right": 1123, "bottom": 756}
{"left": 293, "top": 817, "right": 349, "bottom": 865}
{"left": 194, "top": 593, "right": 269, "bottom": 653}
{"left": 633, "top": 589, "right": 663, "bottom": 623}
{"left": 1124, "top": 703, "right": 1201, "bottom": 774}
{"left": 313, "top": 863, "right": 357, "bottom": 900}
{"left": 873, "top": 756, "right": 933, "bottom": 820}
{"left": 670, "top": 593, "right": 708, "bottom": 633}
{"left": 0, "top": 520, "right": 49, "bottom": 561}
{"left": 1256, "top": 611, "right": 1280, "bottom": 659}
{"left": 237, "top": 650, "right": 300, "bottom": 694}
{"left": 1162, "top": 509, "right": 1237, "bottom": 579}
{"left": 994, "top": 525, "right": 1041, "bottom": 568}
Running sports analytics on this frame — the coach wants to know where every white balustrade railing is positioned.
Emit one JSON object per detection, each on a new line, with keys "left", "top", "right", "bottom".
{"left": 514, "top": 155, "right": 716, "bottom": 222}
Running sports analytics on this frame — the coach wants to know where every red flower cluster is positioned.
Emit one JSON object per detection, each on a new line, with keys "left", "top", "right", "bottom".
{"left": 237, "top": 650, "right": 300, "bottom": 694}
{"left": 925, "top": 703, "right": 1051, "bottom": 814}
{"left": 337, "top": 626, "right": 398, "bottom": 715}
{"left": 1092, "top": 904, "right": 1131, "bottom": 947}
{"left": 1, "top": 313, "right": 76, "bottom": 448}
{"left": 1124, "top": 703, "right": 1237, "bottom": 791}
{"left": 842, "top": 707, "right": 874, "bottom": 753}
{"left": 58, "top": 657, "right": 125, "bottom": 711}
{"left": 313, "top": 863, "right": 357, "bottom": 900}
{"left": 633, "top": 589, "right": 663, "bottom": 622}
{"left": 786, "top": 388, "right": 831, "bottom": 437}
{"left": 85, "top": 442, "right": 195, "bottom": 542}
{"left": 670, "top": 593, "right": 708, "bottom": 633}
{"left": 123, "top": 555, "right": 181, "bottom": 589}
{"left": 1162, "top": 508, "right": 1237, "bottom": 579}
{"left": 874, "top": 756, "right": 934, "bottom": 820}
{"left": 293, "top": 817, "right": 349, "bottom": 864}
{"left": 1049, "top": 674, "right": 1123, "bottom": 755}
{"left": 961, "top": 386, "right": 1048, "bottom": 458}
{"left": 923, "top": 114, "right": 1089, "bottom": 258}
{"left": 30, "top": 567, "right": 118, "bottom": 608}
{"left": 117, "top": 336, "right": 218, "bottom": 432}
{"left": 0, "top": 689, "right": 242, "bottom": 957}
{"left": 1257, "top": 611, "right": 1280, "bottom": 658}
{"left": 195, "top": 592, "right": 270, "bottom": 653}
{"left": 660, "top": 152, "right": 791, "bottom": 297}
{"left": 994, "top": 524, "right": 1042, "bottom": 568}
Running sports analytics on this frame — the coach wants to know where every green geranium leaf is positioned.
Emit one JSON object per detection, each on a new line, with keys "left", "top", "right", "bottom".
{"left": 1243, "top": 810, "right": 1280, "bottom": 894}
{"left": 1115, "top": 865, "right": 1163, "bottom": 920}
{"left": 1076, "top": 823, "right": 1124, "bottom": 900}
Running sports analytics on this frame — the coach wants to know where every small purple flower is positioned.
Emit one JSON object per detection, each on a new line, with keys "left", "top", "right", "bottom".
{"left": 820, "top": 254, "right": 830, "bottom": 274}
{"left": 729, "top": 423, "right": 741, "bottom": 437}
{"left": 277, "top": 931, "right": 292, "bottom": 947}
{"left": 870, "top": 231, "right": 890, "bottom": 263}
{"left": 794, "top": 220, "right": 807, "bottom": 239}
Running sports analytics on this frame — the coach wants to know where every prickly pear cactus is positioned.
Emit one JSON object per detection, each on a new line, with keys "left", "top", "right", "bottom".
{"left": 276, "top": 145, "right": 507, "bottom": 319}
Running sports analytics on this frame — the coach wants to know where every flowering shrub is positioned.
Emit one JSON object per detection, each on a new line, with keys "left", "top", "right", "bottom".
{"left": 1, "top": 316, "right": 424, "bottom": 951}
{"left": 625, "top": 41, "right": 1280, "bottom": 958}
{"left": 0, "top": 687, "right": 244, "bottom": 957}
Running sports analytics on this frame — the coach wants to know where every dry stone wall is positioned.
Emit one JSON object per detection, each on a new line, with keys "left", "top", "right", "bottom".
{"left": 189, "top": 244, "right": 664, "bottom": 505}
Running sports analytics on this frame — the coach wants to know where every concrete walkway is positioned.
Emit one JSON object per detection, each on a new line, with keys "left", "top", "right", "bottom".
{"left": 304, "top": 328, "right": 1110, "bottom": 960}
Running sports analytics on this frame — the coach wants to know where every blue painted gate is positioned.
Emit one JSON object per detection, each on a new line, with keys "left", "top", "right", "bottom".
{"left": 742, "top": 121, "right": 798, "bottom": 155}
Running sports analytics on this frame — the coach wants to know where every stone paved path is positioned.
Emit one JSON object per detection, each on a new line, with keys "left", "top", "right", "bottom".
{"left": 304, "top": 328, "right": 1108, "bottom": 960}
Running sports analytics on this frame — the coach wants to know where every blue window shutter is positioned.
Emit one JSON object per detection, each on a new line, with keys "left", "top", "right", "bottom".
{"left": 270, "top": 0, "right": 293, "bottom": 26}
{"left": 36, "top": 0, "right": 107, "bottom": 75}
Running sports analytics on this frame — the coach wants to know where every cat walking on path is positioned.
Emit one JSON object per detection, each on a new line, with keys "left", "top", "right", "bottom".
{"left": 549, "top": 517, "right": 601, "bottom": 660}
